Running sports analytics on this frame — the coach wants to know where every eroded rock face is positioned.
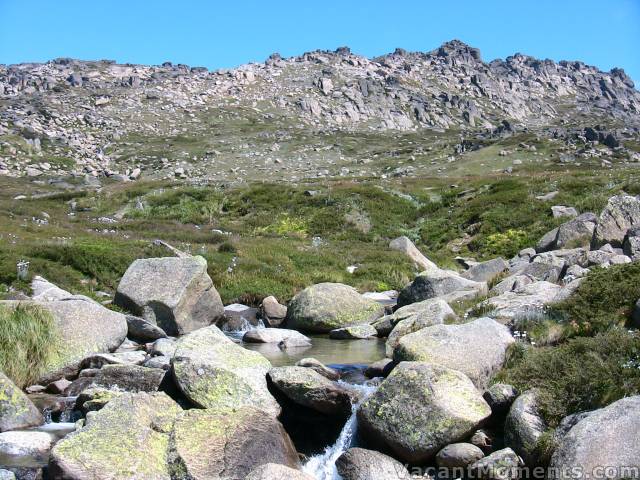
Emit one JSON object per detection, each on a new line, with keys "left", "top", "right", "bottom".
{"left": 172, "top": 326, "right": 280, "bottom": 416}
{"left": 593, "top": 194, "right": 640, "bottom": 248}
{"left": 171, "top": 408, "right": 299, "bottom": 480}
{"left": 357, "top": 362, "right": 491, "bottom": 463}
{"left": 0, "top": 372, "right": 44, "bottom": 432}
{"left": 285, "top": 283, "right": 383, "bottom": 333}
{"left": 49, "top": 392, "right": 182, "bottom": 480}
{"left": 393, "top": 318, "right": 514, "bottom": 388}
{"left": 335, "top": 447, "right": 412, "bottom": 480}
{"left": 549, "top": 396, "right": 640, "bottom": 480}
{"left": 114, "top": 256, "right": 224, "bottom": 336}
{"left": 268, "top": 366, "right": 352, "bottom": 417}
{"left": 384, "top": 298, "right": 456, "bottom": 357}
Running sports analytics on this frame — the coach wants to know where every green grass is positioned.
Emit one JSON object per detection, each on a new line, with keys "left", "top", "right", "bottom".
{"left": 495, "top": 328, "right": 640, "bottom": 427}
{"left": 0, "top": 303, "right": 60, "bottom": 387}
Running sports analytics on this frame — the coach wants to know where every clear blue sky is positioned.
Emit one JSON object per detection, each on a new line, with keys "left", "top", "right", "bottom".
{"left": 1, "top": 0, "right": 639, "bottom": 83}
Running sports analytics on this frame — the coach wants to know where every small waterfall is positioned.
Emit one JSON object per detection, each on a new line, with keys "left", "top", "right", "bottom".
{"left": 222, "top": 317, "right": 265, "bottom": 341}
{"left": 303, "top": 381, "right": 377, "bottom": 480}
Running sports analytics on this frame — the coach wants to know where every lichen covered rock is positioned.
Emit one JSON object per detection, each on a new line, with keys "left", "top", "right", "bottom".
{"left": 0, "top": 371, "right": 44, "bottom": 432}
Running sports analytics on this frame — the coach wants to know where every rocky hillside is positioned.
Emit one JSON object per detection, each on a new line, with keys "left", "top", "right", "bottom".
{"left": 1, "top": 40, "right": 639, "bottom": 181}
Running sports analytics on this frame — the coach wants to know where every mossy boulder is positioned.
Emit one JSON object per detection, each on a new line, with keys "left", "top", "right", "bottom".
{"left": 49, "top": 392, "right": 182, "bottom": 479}
{"left": 285, "top": 283, "right": 384, "bottom": 333}
{"left": 170, "top": 407, "right": 299, "bottom": 480}
{"left": 267, "top": 366, "right": 353, "bottom": 417}
{"left": 384, "top": 298, "right": 456, "bottom": 357}
{"left": 394, "top": 317, "right": 514, "bottom": 388}
{"left": 172, "top": 326, "right": 280, "bottom": 416}
{"left": 114, "top": 256, "right": 224, "bottom": 336}
{"left": 357, "top": 362, "right": 491, "bottom": 464}
{"left": 0, "top": 372, "right": 43, "bottom": 432}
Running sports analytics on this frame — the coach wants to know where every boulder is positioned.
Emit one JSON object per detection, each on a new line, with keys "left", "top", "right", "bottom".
{"left": 335, "top": 447, "right": 412, "bottom": 480}
{"left": 555, "top": 213, "right": 598, "bottom": 249}
{"left": 504, "top": 390, "right": 546, "bottom": 466}
{"left": 364, "top": 358, "right": 394, "bottom": 379}
{"left": 436, "top": 443, "right": 485, "bottom": 469}
{"left": 268, "top": 366, "right": 352, "bottom": 417}
{"left": 285, "top": 283, "right": 383, "bottom": 333}
{"left": 1, "top": 298, "right": 128, "bottom": 383}
{"left": 246, "top": 464, "right": 314, "bottom": 480}
{"left": 549, "top": 396, "right": 640, "bottom": 480}
{"left": 294, "top": 358, "right": 340, "bottom": 380}
{"left": 389, "top": 236, "right": 439, "bottom": 274}
{"left": 490, "top": 274, "right": 534, "bottom": 295}
{"left": 396, "top": 270, "right": 487, "bottom": 308}
{"left": 393, "top": 318, "right": 514, "bottom": 388}
{"left": 243, "top": 328, "right": 311, "bottom": 346}
{"left": 461, "top": 258, "right": 509, "bottom": 283}
{"left": 623, "top": 226, "right": 640, "bottom": 261}
{"left": 357, "top": 362, "right": 491, "bottom": 463}
{"left": 593, "top": 194, "right": 640, "bottom": 248}
{"left": 49, "top": 392, "right": 182, "bottom": 479}
{"left": 171, "top": 408, "right": 299, "bottom": 480}
{"left": 479, "top": 281, "right": 562, "bottom": 322}
{"left": 551, "top": 206, "right": 578, "bottom": 218}
{"left": 125, "top": 315, "right": 167, "bottom": 342}
{"left": 385, "top": 298, "right": 456, "bottom": 357}
{"left": 0, "top": 430, "right": 54, "bottom": 468}
{"left": 221, "top": 304, "right": 260, "bottom": 331}
{"left": 259, "top": 296, "right": 288, "bottom": 327}
{"left": 75, "top": 387, "right": 123, "bottom": 413}
{"left": 483, "top": 383, "right": 518, "bottom": 415}
{"left": 149, "top": 338, "right": 176, "bottom": 357}
{"left": 114, "top": 256, "right": 224, "bottom": 335}
{"left": 329, "top": 324, "right": 377, "bottom": 340}
{"left": 79, "top": 352, "right": 145, "bottom": 370}
{"left": 536, "top": 227, "right": 559, "bottom": 253}
{"left": 92, "top": 364, "right": 165, "bottom": 393}
{"left": 144, "top": 356, "right": 171, "bottom": 370}
{"left": 0, "top": 372, "right": 44, "bottom": 432}
{"left": 172, "top": 326, "right": 279, "bottom": 416}
{"left": 469, "top": 448, "right": 523, "bottom": 480}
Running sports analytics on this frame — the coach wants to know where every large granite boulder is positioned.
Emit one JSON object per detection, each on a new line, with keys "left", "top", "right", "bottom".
{"left": 259, "top": 296, "right": 288, "bottom": 327}
{"left": 436, "top": 443, "right": 485, "bottom": 469}
{"left": 335, "top": 447, "right": 412, "bottom": 479}
{"left": 0, "top": 372, "right": 43, "bottom": 432}
{"left": 549, "top": 396, "right": 640, "bottom": 480}
{"left": 593, "top": 194, "right": 640, "bottom": 248}
{"left": 555, "top": 213, "right": 598, "bottom": 249}
{"left": 504, "top": 390, "right": 546, "bottom": 467}
{"left": 461, "top": 258, "right": 509, "bottom": 283}
{"left": 357, "top": 362, "right": 491, "bottom": 463}
{"left": 479, "top": 281, "right": 563, "bottom": 322}
{"left": 285, "top": 283, "right": 383, "bottom": 333}
{"left": 384, "top": 298, "right": 456, "bottom": 357}
{"left": 393, "top": 318, "right": 514, "bottom": 388}
{"left": 49, "top": 392, "right": 182, "bottom": 479}
{"left": 171, "top": 407, "right": 299, "bottom": 480}
{"left": 247, "top": 464, "right": 314, "bottom": 480}
{"left": 267, "top": 366, "right": 353, "bottom": 417}
{"left": 396, "top": 270, "right": 487, "bottom": 308}
{"left": 172, "top": 326, "right": 279, "bottom": 416}
{"left": 1, "top": 296, "right": 128, "bottom": 383}
{"left": 114, "top": 256, "right": 224, "bottom": 335}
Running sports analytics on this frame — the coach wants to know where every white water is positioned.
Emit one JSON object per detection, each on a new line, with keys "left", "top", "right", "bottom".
{"left": 303, "top": 381, "right": 378, "bottom": 480}
{"left": 222, "top": 317, "right": 265, "bottom": 341}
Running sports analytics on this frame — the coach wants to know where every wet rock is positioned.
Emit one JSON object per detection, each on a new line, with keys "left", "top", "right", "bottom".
{"left": 593, "top": 194, "right": 640, "bottom": 248}
{"left": 335, "top": 447, "right": 412, "bottom": 479}
{"left": 483, "top": 383, "right": 518, "bottom": 415}
{"left": 469, "top": 448, "right": 523, "bottom": 480}
{"left": 393, "top": 318, "right": 514, "bottom": 388}
{"left": 221, "top": 304, "right": 260, "bottom": 331}
{"left": 268, "top": 366, "right": 352, "bottom": 417}
{"left": 396, "top": 270, "right": 487, "bottom": 308}
{"left": 114, "top": 256, "right": 224, "bottom": 336}
{"left": 75, "top": 387, "right": 123, "bottom": 413}
{"left": 246, "top": 463, "right": 314, "bottom": 480}
{"left": 364, "top": 358, "right": 394, "bottom": 378}
{"left": 259, "top": 296, "right": 288, "bottom": 327}
{"left": 357, "top": 362, "right": 491, "bottom": 463}
{"left": 46, "top": 379, "right": 72, "bottom": 394}
{"left": 384, "top": 298, "right": 456, "bottom": 357}
{"left": 329, "top": 324, "right": 377, "bottom": 340}
{"left": 49, "top": 392, "right": 182, "bottom": 479}
{"left": 0, "top": 372, "right": 44, "bottom": 432}
{"left": 0, "top": 430, "right": 54, "bottom": 468}
{"left": 172, "top": 325, "right": 279, "bottom": 415}
{"left": 170, "top": 407, "right": 299, "bottom": 480}
{"left": 549, "top": 396, "right": 640, "bottom": 480}
{"left": 285, "top": 283, "right": 383, "bottom": 333}
{"left": 294, "top": 358, "right": 340, "bottom": 380}
{"left": 243, "top": 328, "right": 311, "bottom": 345}
{"left": 504, "top": 390, "right": 546, "bottom": 466}
{"left": 436, "top": 443, "right": 485, "bottom": 469}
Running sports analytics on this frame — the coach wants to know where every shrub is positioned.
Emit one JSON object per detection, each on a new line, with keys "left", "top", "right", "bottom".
{"left": 495, "top": 328, "right": 640, "bottom": 427}
{"left": 0, "top": 303, "right": 60, "bottom": 387}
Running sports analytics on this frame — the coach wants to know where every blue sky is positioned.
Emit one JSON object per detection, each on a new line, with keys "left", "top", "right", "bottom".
{"left": 1, "top": 0, "right": 639, "bottom": 82}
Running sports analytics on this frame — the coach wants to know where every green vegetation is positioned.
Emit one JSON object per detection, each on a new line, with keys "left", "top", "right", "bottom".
{"left": 0, "top": 303, "right": 60, "bottom": 387}
{"left": 495, "top": 328, "right": 640, "bottom": 427}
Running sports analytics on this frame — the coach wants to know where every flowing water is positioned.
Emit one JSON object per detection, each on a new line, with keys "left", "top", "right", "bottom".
{"left": 302, "top": 381, "right": 378, "bottom": 480}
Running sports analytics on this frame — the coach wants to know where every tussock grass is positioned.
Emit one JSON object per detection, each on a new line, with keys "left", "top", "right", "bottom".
{"left": 0, "top": 303, "right": 60, "bottom": 387}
